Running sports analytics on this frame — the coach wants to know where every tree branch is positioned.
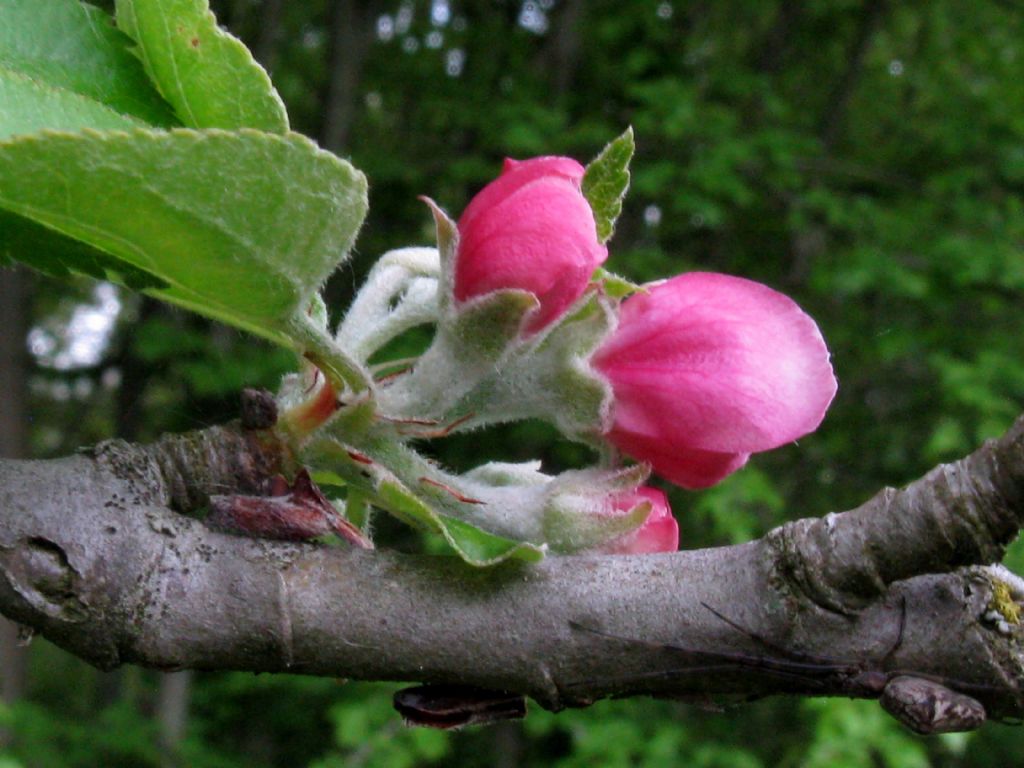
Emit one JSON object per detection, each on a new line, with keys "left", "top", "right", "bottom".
{"left": 0, "top": 416, "right": 1022, "bottom": 732}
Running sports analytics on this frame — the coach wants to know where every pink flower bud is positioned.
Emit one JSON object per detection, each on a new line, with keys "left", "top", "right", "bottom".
{"left": 592, "top": 272, "right": 837, "bottom": 489}
{"left": 455, "top": 157, "right": 608, "bottom": 334}
{"left": 600, "top": 487, "right": 679, "bottom": 554}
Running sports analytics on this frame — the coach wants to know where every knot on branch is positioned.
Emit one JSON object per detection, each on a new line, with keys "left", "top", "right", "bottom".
{"left": 0, "top": 537, "right": 88, "bottom": 623}
{"left": 93, "top": 423, "right": 287, "bottom": 515}
{"left": 766, "top": 415, "right": 1024, "bottom": 615}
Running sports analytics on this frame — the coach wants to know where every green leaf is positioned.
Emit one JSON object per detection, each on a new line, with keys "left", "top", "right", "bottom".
{"left": 377, "top": 481, "right": 546, "bottom": 567}
{"left": 0, "top": 209, "right": 167, "bottom": 291}
{"left": 0, "top": 129, "right": 367, "bottom": 347}
{"left": 582, "top": 127, "right": 635, "bottom": 244}
{"left": 0, "top": 68, "right": 149, "bottom": 140}
{"left": 0, "top": 0, "right": 176, "bottom": 127}
{"left": 115, "top": 0, "right": 288, "bottom": 132}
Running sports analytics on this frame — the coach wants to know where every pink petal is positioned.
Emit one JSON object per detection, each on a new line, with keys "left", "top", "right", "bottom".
{"left": 595, "top": 272, "right": 836, "bottom": 454}
{"left": 458, "top": 156, "right": 585, "bottom": 236}
{"left": 606, "top": 428, "right": 750, "bottom": 490}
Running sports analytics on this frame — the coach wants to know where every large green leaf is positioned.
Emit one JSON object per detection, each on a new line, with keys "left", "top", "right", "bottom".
{"left": 0, "top": 209, "right": 167, "bottom": 291}
{"left": 0, "top": 128, "right": 366, "bottom": 346}
{"left": 115, "top": 0, "right": 288, "bottom": 132}
{"left": 0, "top": 0, "right": 176, "bottom": 127}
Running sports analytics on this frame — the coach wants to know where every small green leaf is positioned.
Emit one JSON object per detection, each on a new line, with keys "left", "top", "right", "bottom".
{"left": 592, "top": 267, "right": 643, "bottom": 299}
{"left": 0, "top": 0, "right": 176, "bottom": 127}
{"left": 0, "top": 129, "right": 366, "bottom": 347}
{"left": 115, "top": 0, "right": 288, "bottom": 132}
{"left": 582, "top": 127, "right": 635, "bottom": 244}
{"left": 378, "top": 481, "right": 545, "bottom": 566}
{"left": 441, "top": 516, "right": 545, "bottom": 565}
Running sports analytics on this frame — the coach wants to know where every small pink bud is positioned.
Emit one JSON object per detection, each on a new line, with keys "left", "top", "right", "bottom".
{"left": 455, "top": 156, "right": 608, "bottom": 334}
{"left": 600, "top": 487, "right": 679, "bottom": 554}
{"left": 593, "top": 272, "right": 837, "bottom": 489}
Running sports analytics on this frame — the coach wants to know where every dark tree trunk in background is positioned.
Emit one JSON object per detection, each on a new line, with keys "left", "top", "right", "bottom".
{"left": 0, "top": 267, "right": 30, "bottom": 740}
{"left": 785, "top": 0, "right": 889, "bottom": 285}
{"left": 819, "top": 0, "right": 889, "bottom": 152}
{"left": 546, "top": 0, "right": 585, "bottom": 99}
{"left": 320, "top": 0, "right": 379, "bottom": 153}
{"left": 157, "top": 671, "right": 192, "bottom": 768}
{"left": 253, "top": 0, "right": 286, "bottom": 74}
{"left": 757, "top": 0, "right": 803, "bottom": 75}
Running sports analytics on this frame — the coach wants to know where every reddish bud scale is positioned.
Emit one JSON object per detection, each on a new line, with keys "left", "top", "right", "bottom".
{"left": 287, "top": 376, "right": 338, "bottom": 434}
{"left": 346, "top": 450, "right": 374, "bottom": 465}
{"left": 208, "top": 469, "right": 372, "bottom": 548}
{"left": 419, "top": 477, "right": 486, "bottom": 505}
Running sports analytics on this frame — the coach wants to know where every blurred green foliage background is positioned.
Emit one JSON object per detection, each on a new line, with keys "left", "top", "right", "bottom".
{"left": 2, "top": 0, "right": 1023, "bottom": 765}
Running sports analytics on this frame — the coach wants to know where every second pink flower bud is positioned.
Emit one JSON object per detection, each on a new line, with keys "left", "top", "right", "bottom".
{"left": 592, "top": 273, "right": 838, "bottom": 489}
{"left": 455, "top": 156, "right": 608, "bottom": 334}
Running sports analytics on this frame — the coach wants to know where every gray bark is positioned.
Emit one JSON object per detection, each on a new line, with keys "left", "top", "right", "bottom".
{"left": 0, "top": 416, "right": 1022, "bottom": 732}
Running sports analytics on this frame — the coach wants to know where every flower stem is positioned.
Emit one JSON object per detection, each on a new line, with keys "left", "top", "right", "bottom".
{"left": 288, "top": 313, "right": 373, "bottom": 394}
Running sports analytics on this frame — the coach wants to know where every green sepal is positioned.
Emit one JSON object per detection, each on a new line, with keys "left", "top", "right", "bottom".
{"left": 422, "top": 197, "right": 458, "bottom": 316}
{"left": 377, "top": 480, "right": 546, "bottom": 567}
{"left": 375, "top": 289, "right": 614, "bottom": 439}
{"left": 526, "top": 292, "right": 616, "bottom": 439}
{"left": 582, "top": 127, "right": 634, "bottom": 244}
{"left": 593, "top": 267, "right": 643, "bottom": 299}
{"left": 373, "top": 287, "right": 536, "bottom": 419}
{"left": 115, "top": 0, "right": 288, "bottom": 132}
{"left": 343, "top": 489, "right": 372, "bottom": 533}
{"left": 446, "top": 289, "right": 538, "bottom": 364}
{"left": 544, "top": 499, "right": 650, "bottom": 552}
{"left": 541, "top": 464, "right": 652, "bottom": 552}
